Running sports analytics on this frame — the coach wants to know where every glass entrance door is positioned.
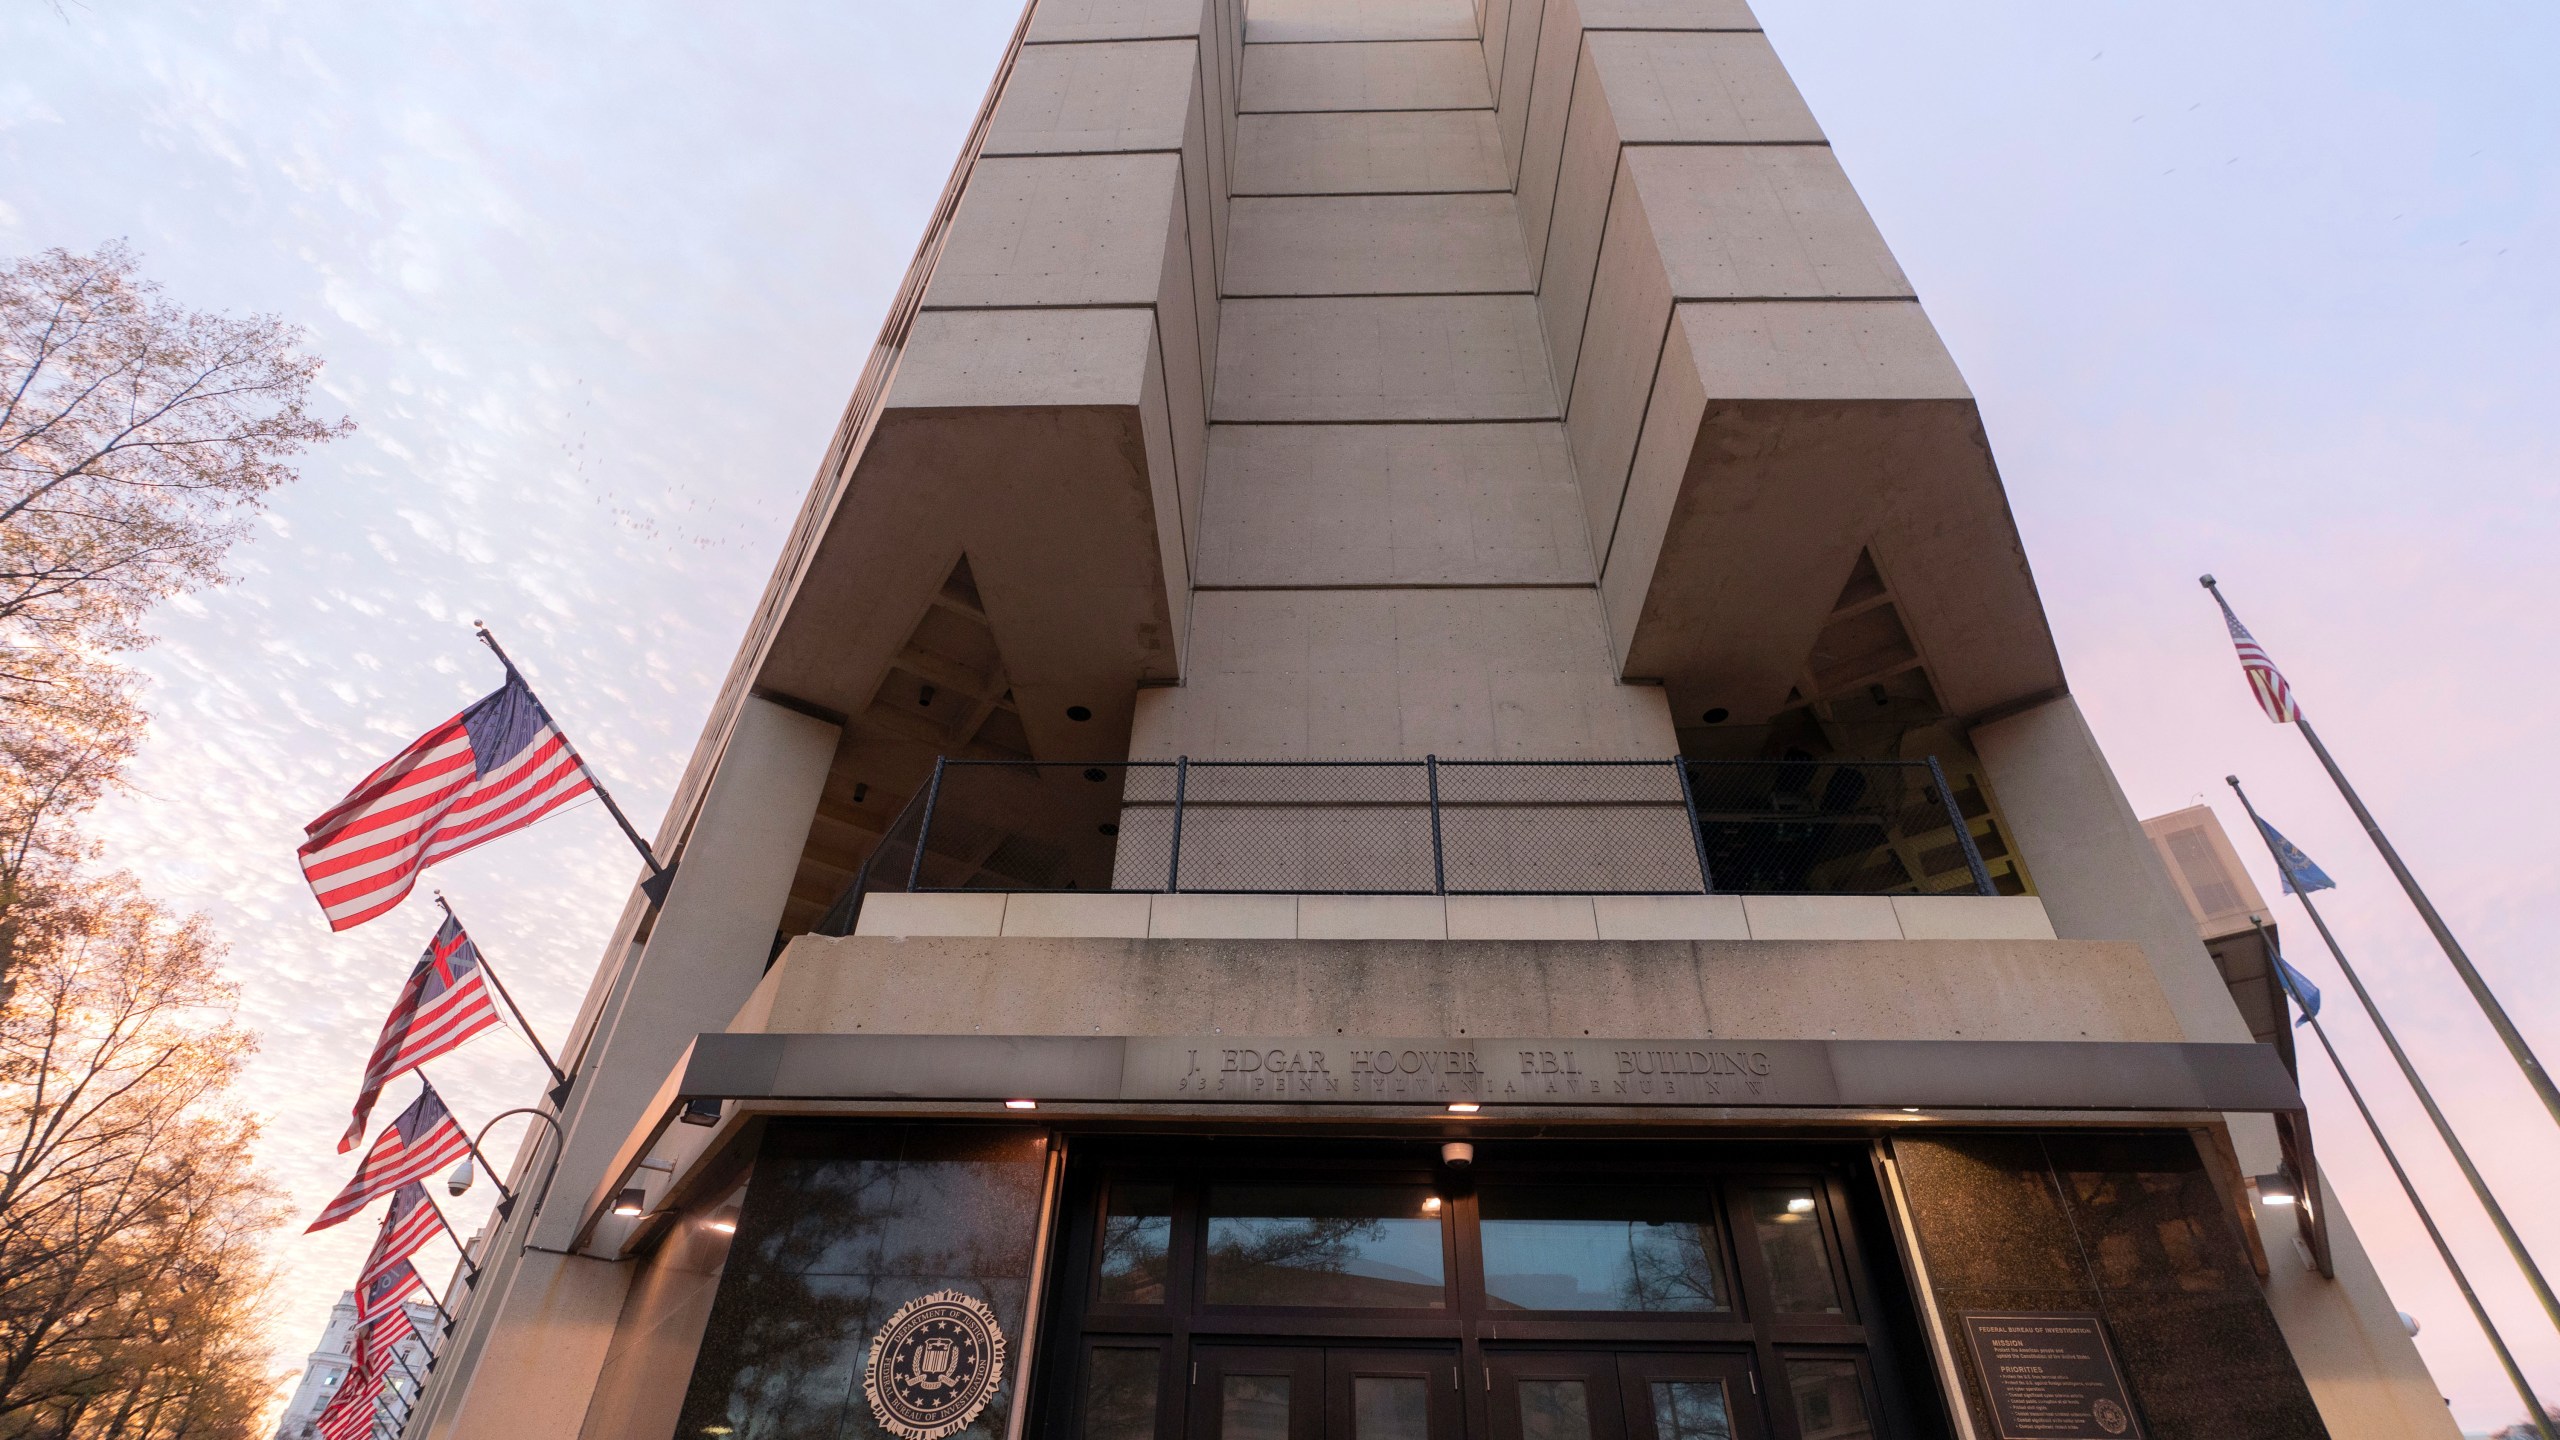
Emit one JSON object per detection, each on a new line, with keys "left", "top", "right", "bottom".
{"left": 1046, "top": 1142, "right": 1933, "bottom": 1440}
{"left": 1192, "top": 1347, "right": 1464, "bottom": 1440}
{"left": 1486, "top": 1352, "right": 1766, "bottom": 1440}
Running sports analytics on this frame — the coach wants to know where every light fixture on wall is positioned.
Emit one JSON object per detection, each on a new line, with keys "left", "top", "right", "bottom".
{"left": 1446, "top": 1102, "right": 1480, "bottom": 1114}
{"left": 1004, "top": 1099, "right": 1038, "bottom": 1110}
{"left": 612, "top": 1187, "right": 646, "bottom": 1217}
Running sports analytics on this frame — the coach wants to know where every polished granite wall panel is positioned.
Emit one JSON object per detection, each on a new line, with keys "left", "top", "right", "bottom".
{"left": 1895, "top": 1132, "right": 2329, "bottom": 1440}
{"left": 676, "top": 1124, "right": 1050, "bottom": 1440}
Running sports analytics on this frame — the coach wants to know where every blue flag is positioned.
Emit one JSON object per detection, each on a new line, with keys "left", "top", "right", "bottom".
{"left": 2273, "top": 953, "right": 2323, "bottom": 1026}
{"left": 2254, "top": 816, "right": 2337, "bottom": 895}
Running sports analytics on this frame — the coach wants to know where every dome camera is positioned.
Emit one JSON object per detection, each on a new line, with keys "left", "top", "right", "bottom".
{"left": 1440, "top": 1141, "right": 1474, "bottom": 1168}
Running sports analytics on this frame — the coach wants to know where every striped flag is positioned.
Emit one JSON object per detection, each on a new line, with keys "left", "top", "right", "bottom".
{"left": 317, "top": 1329, "right": 388, "bottom": 1440}
{"left": 310, "top": 1085, "right": 472, "bottom": 1234}
{"left": 299, "top": 672, "right": 596, "bottom": 931}
{"left": 342, "top": 918, "right": 505, "bottom": 1151}
{"left": 357, "top": 1260, "right": 423, "bottom": 1327}
{"left": 2206, "top": 582, "right": 2303, "bottom": 723}
{"left": 361, "top": 1183, "right": 443, "bottom": 1295}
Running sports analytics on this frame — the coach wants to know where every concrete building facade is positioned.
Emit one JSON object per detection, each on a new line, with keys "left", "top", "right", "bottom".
{"left": 403, "top": 3, "right": 2458, "bottom": 1439}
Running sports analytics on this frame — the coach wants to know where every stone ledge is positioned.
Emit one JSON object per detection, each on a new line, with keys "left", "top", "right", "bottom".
{"left": 853, "top": 890, "right": 2053, "bottom": 942}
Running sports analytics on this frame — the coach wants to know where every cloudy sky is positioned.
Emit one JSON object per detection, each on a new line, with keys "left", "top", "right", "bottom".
{"left": 8, "top": 0, "right": 2557, "bottom": 1431}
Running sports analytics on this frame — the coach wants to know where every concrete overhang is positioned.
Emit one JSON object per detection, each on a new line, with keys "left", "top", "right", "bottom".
{"left": 1603, "top": 300, "right": 2065, "bottom": 730}
{"left": 571, "top": 1030, "right": 2303, "bottom": 1260}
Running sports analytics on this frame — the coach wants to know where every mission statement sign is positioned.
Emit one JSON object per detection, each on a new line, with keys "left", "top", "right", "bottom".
{"left": 1959, "top": 1313, "right": 2142, "bottom": 1439}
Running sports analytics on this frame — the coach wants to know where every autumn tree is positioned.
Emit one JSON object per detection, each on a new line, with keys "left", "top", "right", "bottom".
{"left": 0, "top": 873, "right": 283, "bottom": 1439}
{"left": 0, "top": 242, "right": 348, "bottom": 998}
{"left": 0, "top": 242, "right": 344, "bottom": 1435}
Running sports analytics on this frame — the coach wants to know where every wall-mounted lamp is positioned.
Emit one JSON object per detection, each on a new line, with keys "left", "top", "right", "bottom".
{"left": 2253, "top": 1173, "right": 2299, "bottom": 1207}
{"left": 612, "top": 1187, "right": 647, "bottom": 1218}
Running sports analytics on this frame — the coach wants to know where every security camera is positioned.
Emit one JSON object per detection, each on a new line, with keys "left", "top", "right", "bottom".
{"left": 1440, "top": 1142, "right": 1474, "bottom": 1168}
{"left": 446, "top": 1157, "right": 474, "bottom": 1197}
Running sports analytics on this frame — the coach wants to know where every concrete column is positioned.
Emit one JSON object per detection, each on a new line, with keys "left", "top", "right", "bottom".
{"left": 1971, "top": 695, "right": 2251, "bottom": 1048}
{"left": 421, "top": 695, "right": 839, "bottom": 1440}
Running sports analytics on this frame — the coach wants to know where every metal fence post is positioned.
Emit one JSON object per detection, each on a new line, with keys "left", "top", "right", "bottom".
{"left": 1425, "top": 755, "right": 1447, "bottom": 895}
{"left": 1167, "top": 756, "right": 1189, "bottom": 893}
{"left": 906, "top": 756, "right": 947, "bottom": 892}
{"left": 1672, "top": 757, "right": 1714, "bottom": 894}
{"left": 1925, "top": 755, "right": 1995, "bottom": 896}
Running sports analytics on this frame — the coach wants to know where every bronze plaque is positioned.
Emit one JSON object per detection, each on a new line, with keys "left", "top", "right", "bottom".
{"left": 1960, "top": 1312, "right": 2142, "bottom": 1439}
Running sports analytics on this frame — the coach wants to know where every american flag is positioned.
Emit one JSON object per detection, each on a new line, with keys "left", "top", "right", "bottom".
{"left": 310, "top": 1084, "right": 472, "bottom": 1234}
{"left": 299, "top": 672, "right": 596, "bottom": 931}
{"left": 362, "top": 1183, "right": 444, "bottom": 1295}
{"left": 316, "top": 1369, "right": 380, "bottom": 1440}
{"left": 357, "top": 1260, "right": 423, "bottom": 1328}
{"left": 2208, "top": 583, "right": 2302, "bottom": 723}
{"left": 342, "top": 918, "right": 505, "bottom": 1151}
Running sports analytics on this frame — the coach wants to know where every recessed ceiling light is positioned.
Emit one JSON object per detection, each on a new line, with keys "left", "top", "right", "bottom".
{"left": 1701, "top": 707, "right": 1729, "bottom": 724}
{"left": 1447, "top": 1102, "right": 1480, "bottom": 1114}
{"left": 1004, "top": 1099, "right": 1038, "bottom": 1110}
{"left": 1067, "top": 705, "right": 1092, "bottom": 722}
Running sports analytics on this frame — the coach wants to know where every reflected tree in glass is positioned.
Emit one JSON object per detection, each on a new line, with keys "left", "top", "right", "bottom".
{"left": 1099, "top": 1184, "right": 1174, "bottom": 1305}
{"left": 1648, "top": 1381, "right": 1732, "bottom": 1440}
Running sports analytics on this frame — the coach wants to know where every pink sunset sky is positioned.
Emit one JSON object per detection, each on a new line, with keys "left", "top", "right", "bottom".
{"left": 6, "top": 1, "right": 2555, "bottom": 1432}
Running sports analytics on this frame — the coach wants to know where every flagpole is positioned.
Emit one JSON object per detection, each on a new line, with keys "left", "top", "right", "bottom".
{"left": 2270, "top": 942, "right": 2560, "bottom": 1440}
{"left": 413, "top": 1073, "right": 510, "bottom": 1207}
{"left": 430, "top": 893, "right": 567, "bottom": 1087}
{"left": 471, "top": 622, "right": 677, "bottom": 905}
{"left": 2230, "top": 778, "right": 2560, "bottom": 1338}
{"left": 2203, "top": 575, "right": 2560, "bottom": 1128}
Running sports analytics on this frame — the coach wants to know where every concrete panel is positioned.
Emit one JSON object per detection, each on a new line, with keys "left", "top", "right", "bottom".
{"left": 1029, "top": 0, "right": 1211, "bottom": 41}
{"left": 1214, "top": 295, "right": 1558, "bottom": 421}
{"left": 529, "top": 698, "right": 840, "bottom": 1252}
{"left": 923, "top": 153, "right": 1186, "bottom": 307}
{"left": 1196, "top": 422, "right": 1592, "bottom": 586}
{"left": 855, "top": 892, "right": 1009, "bottom": 937}
{"left": 893, "top": 306, "right": 1160, "bottom": 409}
{"left": 1299, "top": 895, "right": 1449, "bottom": 939}
{"left": 1624, "top": 146, "right": 1913, "bottom": 298}
{"left": 1138, "top": 310, "right": 1199, "bottom": 625}
{"left": 1244, "top": 40, "right": 1493, "bottom": 111}
{"left": 1506, "top": 0, "right": 1573, "bottom": 191}
{"left": 1154, "top": 167, "right": 1211, "bottom": 566}
{"left": 1599, "top": 298, "right": 1706, "bottom": 638}
{"left": 1246, "top": 0, "right": 1478, "bottom": 42}
{"left": 1741, "top": 894, "right": 1902, "bottom": 940}
{"left": 2265, "top": 1176, "right": 2468, "bottom": 1440}
{"left": 1131, "top": 588, "right": 1678, "bottom": 758}
{"left": 1003, "top": 891, "right": 1155, "bottom": 937}
{"left": 1480, "top": 0, "right": 1512, "bottom": 101}
{"left": 1972, "top": 697, "right": 2259, "bottom": 1048}
{"left": 1227, "top": 194, "right": 1532, "bottom": 294}
{"left": 1236, "top": 111, "right": 1509, "bottom": 193}
{"left": 1151, "top": 893, "right": 1300, "bottom": 937}
{"left": 1533, "top": 49, "right": 1622, "bottom": 380}
{"left": 760, "top": 933, "right": 2187, "bottom": 1046}
{"left": 1585, "top": 31, "right": 1819, "bottom": 142}
{"left": 1668, "top": 297, "right": 1965, "bottom": 400}
{"left": 987, "top": 40, "right": 1198, "bottom": 154}
{"left": 1594, "top": 894, "right": 1748, "bottom": 939}
{"left": 1579, "top": 0, "right": 1758, "bottom": 26}
{"left": 1892, "top": 894, "right": 2056, "bottom": 941}
{"left": 1562, "top": 164, "right": 1673, "bottom": 548}
{"left": 1447, "top": 894, "right": 1600, "bottom": 939}
{"left": 429, "top": 1252, "right": 633, "bottom": 1440}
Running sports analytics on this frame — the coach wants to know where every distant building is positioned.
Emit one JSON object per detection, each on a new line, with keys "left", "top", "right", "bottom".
{"left": 271, "top": 1291, "right": 440, "bottom": 1440}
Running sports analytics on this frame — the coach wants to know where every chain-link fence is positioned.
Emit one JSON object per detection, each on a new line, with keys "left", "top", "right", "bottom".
{"left": 814, "top": 756, "right": 1993, "bottom": 934}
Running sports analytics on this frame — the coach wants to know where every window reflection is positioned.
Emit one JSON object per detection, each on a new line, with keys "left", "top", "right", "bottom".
{"left": 1479, "top": 1189, "right": 1725, "bottom": 1312}
{"left": 1099, "top": 1184, "right": 1174, "bottom": 1305}
{"left": 1517, "top": 1380, "right": 1594, "bottom": 1440}
{"left": 1747, "top": 1188, "right": 1843, "bottom": 1314}
{"left": 1353, "top": 1376, "right": 1429, "bottom": 1440}
{"left": 1648, "top": 1381, "right": 1732, "bottom": 1440}
{"left": 1083, "top": 1349, "right": 1159, "bottom": 1440}
{"left": 1205, "top": 1186, "right": 1446, "bottom": 1308}
{"left": 1787, "top": 1359, "right": 1873, "bottom": 1440}
{"left": 1221, "top": 1374, "right": 1292, "bottom": 1440}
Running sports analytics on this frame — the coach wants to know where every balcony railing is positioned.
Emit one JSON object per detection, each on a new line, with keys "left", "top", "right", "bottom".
{"left": 814, "top": 757, "right": 1996, "bottom": 936}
